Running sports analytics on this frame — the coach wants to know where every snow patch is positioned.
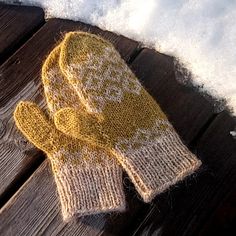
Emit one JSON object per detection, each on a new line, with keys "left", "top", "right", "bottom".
{"left": 4, "top": 0, "right": 236, "bottom": 115}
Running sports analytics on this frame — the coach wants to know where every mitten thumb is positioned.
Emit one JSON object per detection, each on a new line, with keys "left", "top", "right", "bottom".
{"left": 54, "top": 107, "right": 110, "bottom": 148}
{"left": 14, "top": 101, "right": 62, "bottom": 154}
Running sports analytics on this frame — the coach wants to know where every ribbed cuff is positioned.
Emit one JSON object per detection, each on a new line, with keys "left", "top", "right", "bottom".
{"left": 53, "top": 163, "right": 126, "bottom": 221}
{"left": 114, "top": 130, "right": 201, "bottom": 203}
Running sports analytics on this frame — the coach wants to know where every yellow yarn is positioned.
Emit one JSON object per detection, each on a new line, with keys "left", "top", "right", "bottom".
{"left": 14, "top": 101, "right": 85, "bottom": 167}
{"left": 14, "top": 45, "right": 115, "bottom": 171}
{"left": 14, "top": 32, "right": 201, "bottom": 206}
{"left": 55, "top": 32, "right": 201, "bottom": 203}
{"left": 57, "top": 32, "right": 170, "bottom": 148}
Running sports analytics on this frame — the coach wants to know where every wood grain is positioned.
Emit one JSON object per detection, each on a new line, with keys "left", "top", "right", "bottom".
{"left": 133, "top": 111, "right": 236, "bottom": 236}
{"left": 0, "top": 18, "right": 146, "bottom": 235}
{"left": 0, "top": 4, "right": 44, "bottom": 64}
{"left": 0, "top": 161, "right": 107, "bottom": 236}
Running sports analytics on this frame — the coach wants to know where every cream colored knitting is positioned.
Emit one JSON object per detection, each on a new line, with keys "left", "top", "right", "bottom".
{"left": 14, "top": 44, "right": 126, "bottom": 221}
{"left": 55, "top": 32, "right": 202, "bottom": 203}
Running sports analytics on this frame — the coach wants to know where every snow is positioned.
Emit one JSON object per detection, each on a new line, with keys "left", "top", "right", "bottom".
{"left": 230, "top": 130, "right": 236, "bottom": 138}
{"left": 4, "top": 0, "right": 236, "bottom": 115}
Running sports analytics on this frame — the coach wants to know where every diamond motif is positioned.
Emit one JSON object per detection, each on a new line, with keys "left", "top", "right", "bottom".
{"left": 84, "top": 74, "right": 103, "bottom": 90}
{"left": 69, "top": 48, "right": 142, "bottom": 114}
{"left": 105, "top": 86, "right": 122, "bottom": 102}
{"left": 123, "top": 75, "right": 141, "bottom": 94}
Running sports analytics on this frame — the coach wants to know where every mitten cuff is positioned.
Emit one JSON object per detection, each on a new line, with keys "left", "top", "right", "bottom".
{"left": 53, "top": 162, "right": 125, "bottom": 221}
{"left": 114, "top": 129, "right": 201, "bottom": 203}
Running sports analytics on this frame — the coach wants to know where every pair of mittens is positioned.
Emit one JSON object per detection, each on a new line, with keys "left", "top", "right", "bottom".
{"left": 56, "top": 32, "right": 201, "bottom": 202}
{"left": 14, "top": 32, "right": 201, "bottom": 221}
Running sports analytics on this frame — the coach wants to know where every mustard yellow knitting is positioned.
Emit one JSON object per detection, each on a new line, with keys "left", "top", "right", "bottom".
{"left": 14, "top": 44, "right": 126, "bottom": 221}
{"left": 55, "top": 32, "right": 202, "bottom": 202}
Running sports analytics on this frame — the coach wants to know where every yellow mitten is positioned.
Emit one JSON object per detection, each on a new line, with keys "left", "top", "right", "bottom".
{"left": 14, "top": 45, "right": 125, "bottom": 221}
{"left": 55, "top": 32, "right": 202, "bottom": 202}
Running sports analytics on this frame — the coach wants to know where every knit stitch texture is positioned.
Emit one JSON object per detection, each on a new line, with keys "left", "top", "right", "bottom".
{"left": 55, "top": 32, "right": 202, "bottom": 202}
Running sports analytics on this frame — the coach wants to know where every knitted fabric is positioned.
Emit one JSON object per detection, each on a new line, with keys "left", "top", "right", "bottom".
{"left": 14, "top": 45, "right": 125, "bottom": 221}
{"left": 55, "top": 32, "right": 202, "bottom": 202}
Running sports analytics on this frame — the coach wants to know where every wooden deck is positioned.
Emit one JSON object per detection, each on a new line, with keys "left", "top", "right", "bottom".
{"left": 0, "top": 4, "right": 235, "bottom": 236}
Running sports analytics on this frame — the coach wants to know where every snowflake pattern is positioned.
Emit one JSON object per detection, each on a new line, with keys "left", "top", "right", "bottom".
{"left": 67, "top": 46, "right": 142, "bottom": 113}
{"left": 115, "top": 120, "right": 172, "bottom": 155}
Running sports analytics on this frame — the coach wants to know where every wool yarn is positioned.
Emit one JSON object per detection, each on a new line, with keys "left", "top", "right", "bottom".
{"left": 55, "top": 32, "right": 202, "bottom": 202}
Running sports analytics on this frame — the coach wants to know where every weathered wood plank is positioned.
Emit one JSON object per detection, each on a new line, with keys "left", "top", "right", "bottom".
{"left": 0, "top": 18, "right": 146, "bottom": 235}
{"left": 0, "top": 161, "right": 107, "bottom": 236}
{"left": 0, "top": 4, "right": 44, "bottom": 64}
{"left": 131, "top": 49, "right": 215, "bottom": 144}
{"left": 133, "top": 111, "right": 236, "bottom": 236}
